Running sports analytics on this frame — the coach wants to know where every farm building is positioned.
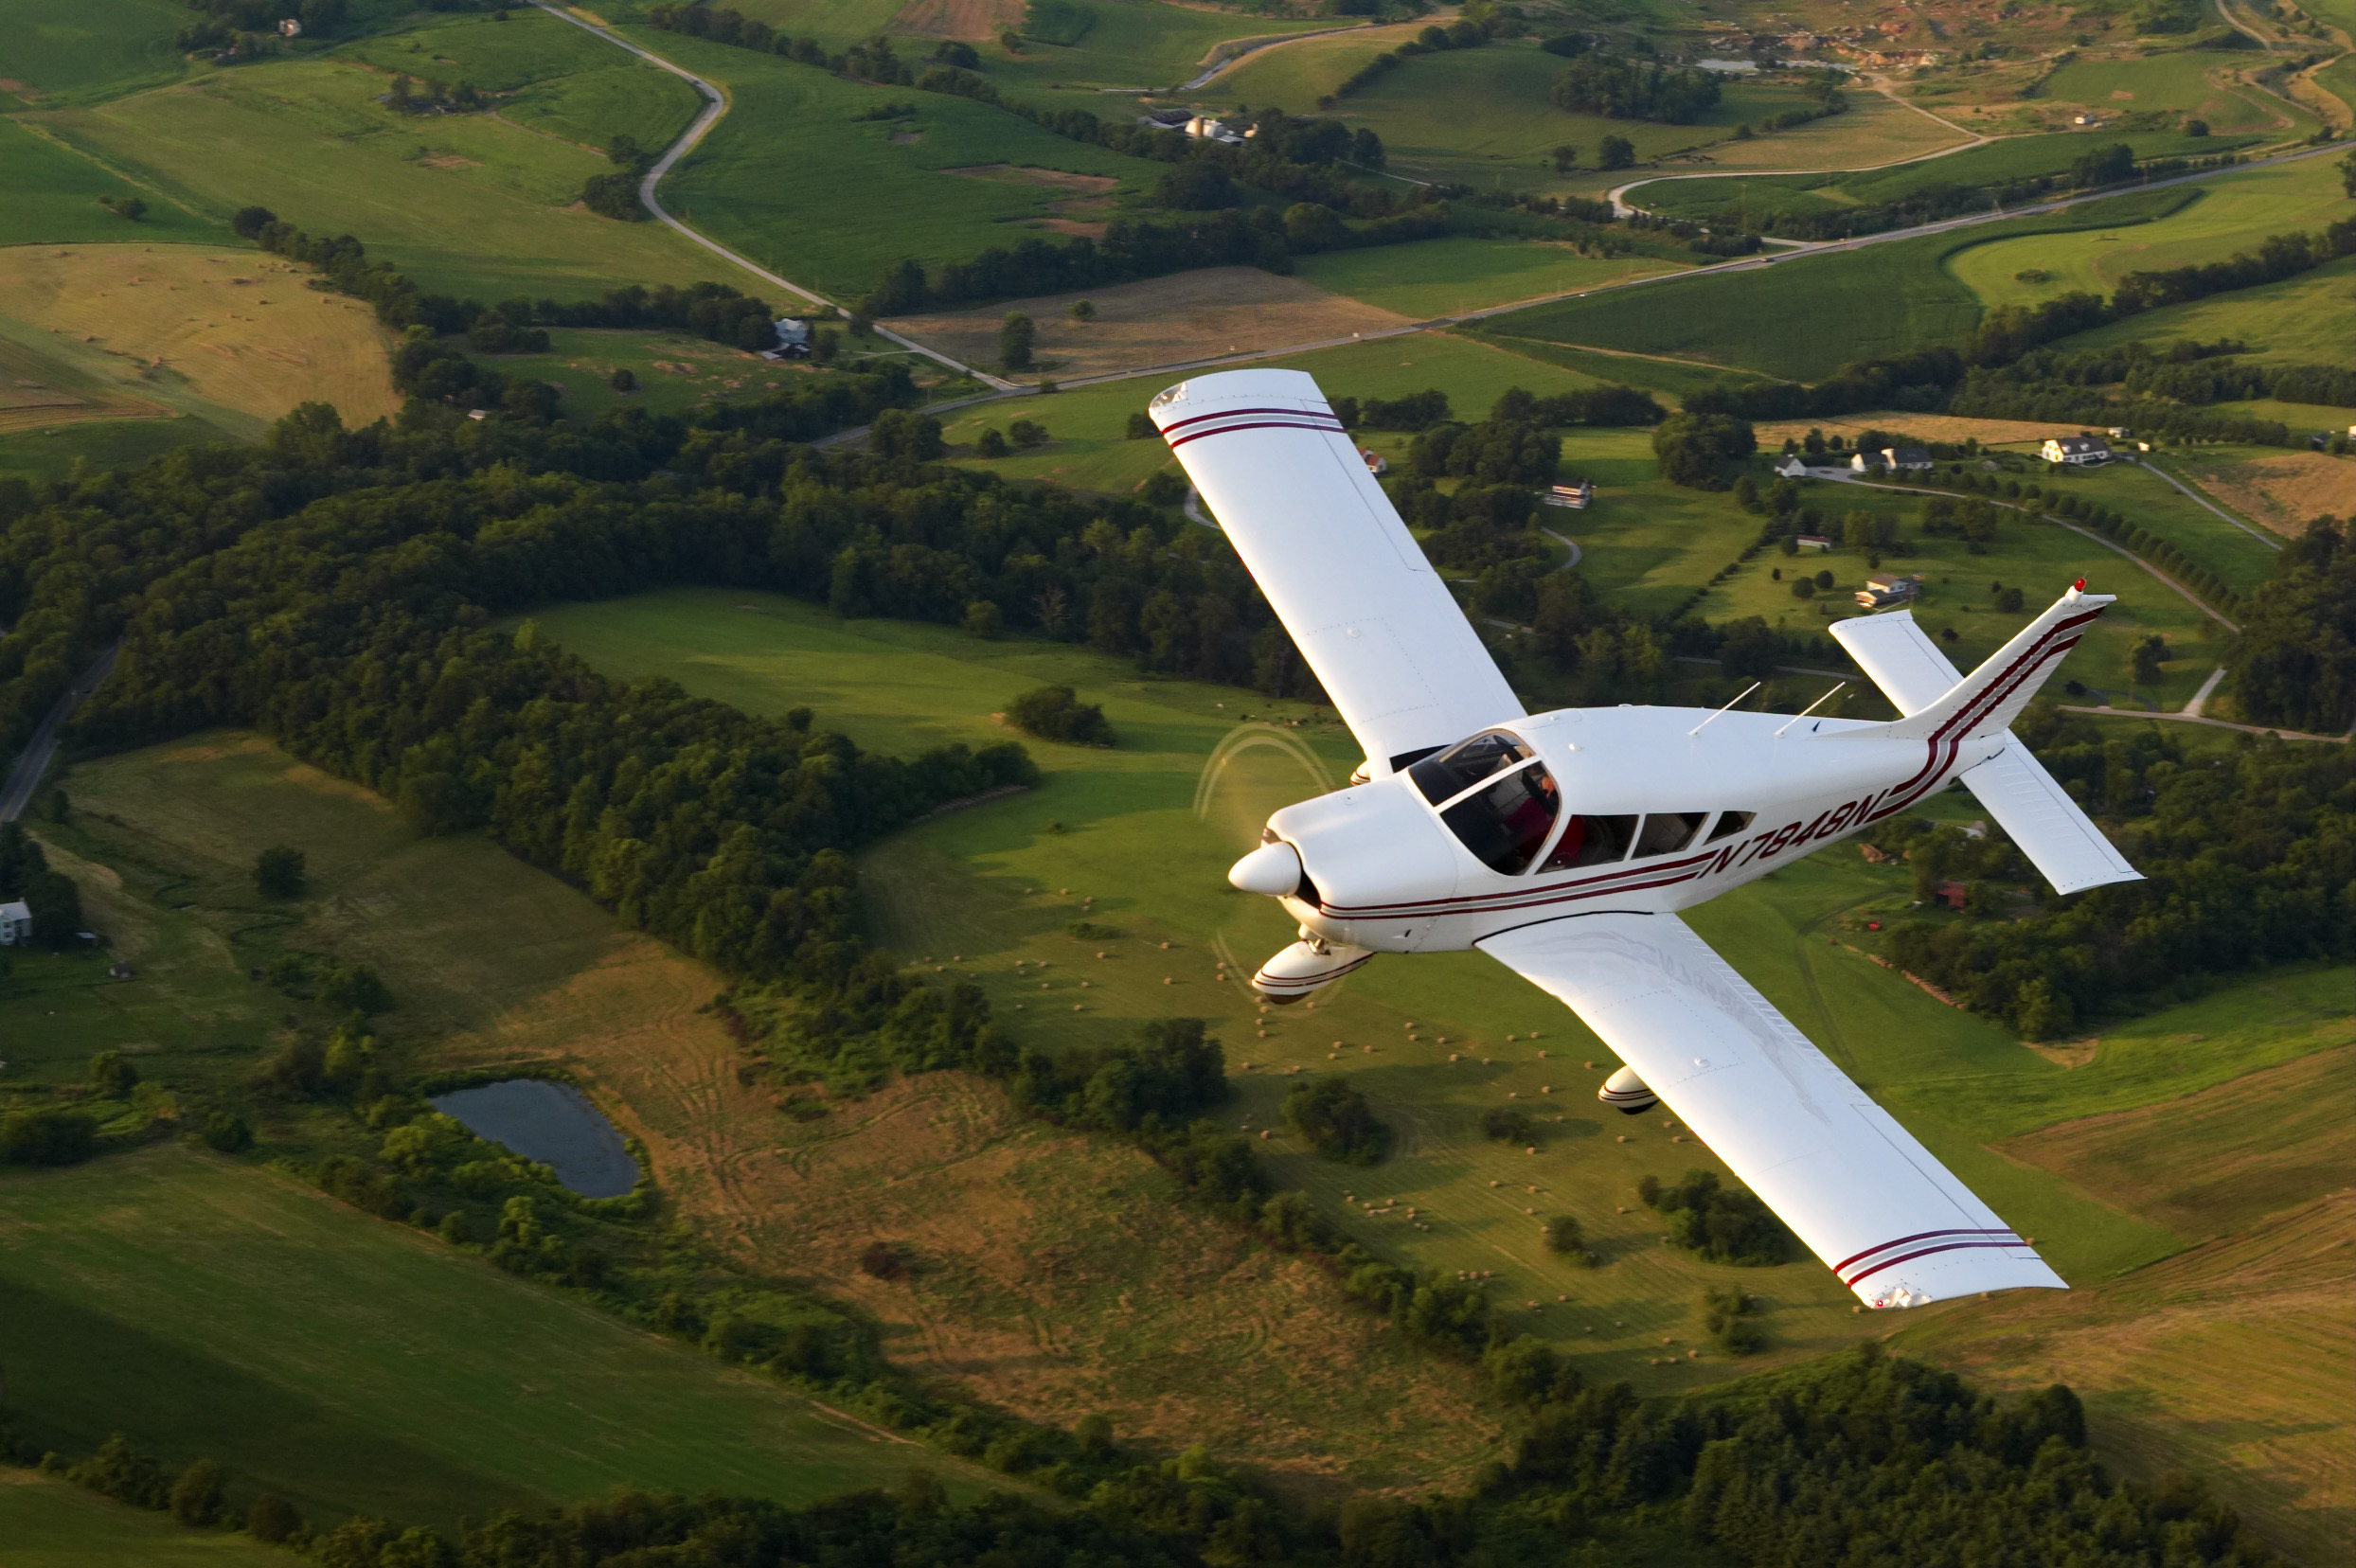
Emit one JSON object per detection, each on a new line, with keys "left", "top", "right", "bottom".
{"left": 1543, "top": 480, "right": 1595, "bottom": 509}
{"left": 768, "top": 318, "right": 812, "bottom": 359}
{"left": 2043, "top": 435, "right": 2113, "bottom": 465}
{"left": 1138, "top": 107, "right": 1194, "bottom": 130}
{"left": 1359, "top": 448, "right": 1388, "bottom": 475}
{"left": 278, "top": 16, "right": 300, "bottom": 34}
{"left": 1849, "top": 450, "right": 1885, "bottom": 473}
{"left": 1883, "top": 446, "right": 1933, "bottom": 471}
{"left": 1794, "top": 533, "right": 1833, "bottom": 551}
{"left": 0, "top": 900, "right": 29, "bottom": 946}
{"left": 1774, "top": 454, "right": 1809, "bottom": 477}
{"left": 1854, "top": 572, "right": 1924, "bottom": 609}
{"left": 1185, "top": 116, "right": 1249, "bottom": 145}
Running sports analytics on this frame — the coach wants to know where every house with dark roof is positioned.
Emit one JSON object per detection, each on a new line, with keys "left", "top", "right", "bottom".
{"left": 2042, "top": 435, "right": 2112, "bottom": 466}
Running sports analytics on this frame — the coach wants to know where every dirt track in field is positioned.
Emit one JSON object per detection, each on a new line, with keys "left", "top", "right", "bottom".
{"left": 886, "top": 267, "right": 1414, "bottom": 382}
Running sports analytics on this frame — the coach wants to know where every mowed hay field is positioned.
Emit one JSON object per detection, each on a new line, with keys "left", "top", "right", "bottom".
{"left": 0, "top": 1470, "right": 301, "bottom": 1568}
{"left": 0, "top": 1147, "right": 978, "bottom": 1528}
{"left": 0, "top": 245, "right": 400, "bottom": 430}
{"left": 2169, "top": 448, "right": 2356, "bottom": 536}
{"left": 42, "top": 731, "right": 1508, "bottom": 1493}
{"left": 886, "top": 266, "right": 1413, "bottom": 383}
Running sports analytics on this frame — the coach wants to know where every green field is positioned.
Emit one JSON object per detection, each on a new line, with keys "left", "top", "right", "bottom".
{"left": 0, "top": 414, "right": 238, "bottom": 483}
{"left": 341, "top": 9, "right": 703, "bottom": 154}
{"left": 0, "top": 117, "right": 226, "bottom": 247}
{"left": 525, "top": 591, "right": 2339, "bottom": 1342}
{"left": 0, "top": 1471, "right": 302, "bottom": 1567}
{"left": 1482, "top": 187, "right": 2196, "bottom": 382}
{"left": 1294, "top": 236, "right": 1687, "bottom": 317}
{"left": 1691, "top": 481, "right": 2236, "bottom": 711}
{"left": 972, "top": 3, "right": 1337, "bottom": 114}
{"left": 935, "top": 329, "right": 1632, "bottom": 496}
{"left": 2038, "top": 49, "right": 2302, "bottom": 137}
{"left": 0, "top": 1147, "right": 988, "bottom": 1528}
{"left": 1946, "top": 151, "right": 2355, "bottom": 306}
{"left": 640, "top": 28, "right": 1163, "bottom": 300}
{"left": 0, "top": 0, "right": 195, "bottom": 108}
{"left": 1223, "top": 42, "right": 1846, "bottom": 193}
{"left": 2053, "top": 251, "right": 2356, "bottom": 366}
{"left": 25, "top": 57, "right": 758, "bottom": 303}
{"left": 1638, "top": 124, "right": 2259, "bottom": 228}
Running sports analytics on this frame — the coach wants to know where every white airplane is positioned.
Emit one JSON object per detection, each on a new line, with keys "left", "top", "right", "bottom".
{"left": 1151, "top": 368, "right": 2144, "bottom": 1311}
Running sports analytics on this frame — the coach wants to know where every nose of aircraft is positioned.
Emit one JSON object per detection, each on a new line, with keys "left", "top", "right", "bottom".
{"left": 1227, "top": 840, "right": 1303, "bottom": 896}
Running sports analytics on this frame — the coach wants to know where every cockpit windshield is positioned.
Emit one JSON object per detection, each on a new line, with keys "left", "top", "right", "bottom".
{"left": 1438, "top": 762, "right": 1561, "bottom": 875}
{"left": 1408, "top": 730, "right": 1533, "bottom": 806}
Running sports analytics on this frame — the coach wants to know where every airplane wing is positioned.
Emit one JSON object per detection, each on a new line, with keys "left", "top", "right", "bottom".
{"left": 1479, "top": 912, "right": 2065, "bottom": 1308}
{"left": 1150, "top": 368, "right": 1523, "bottom": 776}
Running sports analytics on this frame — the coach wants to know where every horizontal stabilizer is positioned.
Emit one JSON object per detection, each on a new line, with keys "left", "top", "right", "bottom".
{"left": 1884, "top": 582, "right": 2114, "bottom": 745}
{"left": 1961, "top": 745, "right": 2143, "bottom": 895}
{"left": 1829, "top": 610, "right": 1958, "bottom": 716}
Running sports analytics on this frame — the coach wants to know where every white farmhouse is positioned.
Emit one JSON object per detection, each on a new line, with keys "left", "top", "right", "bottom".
{"left": 0, "top": 900, "right": 30, "bottom": 946}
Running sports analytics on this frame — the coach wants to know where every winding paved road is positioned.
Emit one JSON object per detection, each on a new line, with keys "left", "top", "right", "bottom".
{"left": 530, "top": 3, "right": 1012, "bottom": 389}
{"left": 0, "top": 647, "right": 116, "bottom": 823}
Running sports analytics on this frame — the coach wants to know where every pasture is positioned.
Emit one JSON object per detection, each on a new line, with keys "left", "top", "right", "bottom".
{"left": 0, "top": 244, "right": 402, "bottom": 433}
{"left": 1292, "top": 237, "right": 1688, "bottom": 319}
{"left": 641, "top": 28, "right": 1165, "bottom": 300}
{"left": 1944, "top": 151, "right": 2355, "bottom": 307}
{"left": 0, "top": 1146, "right": 986, "bottom": 1527}
{"left": 0, "top": 117, "right": 224, "bottom": 248}
{"left": 923, "top": 328, "right": 1628, "bottom": 497}
{"left": 2037, "top": 50, "right": 2298, "bottom": 137}
{"left": 0, "top": 412, "right": 228, "bottom": 482}
{"left": 1482, "top": 187, "right": 2193, "bottom": 382}
{"left": 0, "top": 0, "right": 193, "bottom": 108}
{"left": 1639, "top": 124, "right": 2257, "bottom": 228}
{"left": 528, "top": 592, "right": 2338, "bottom": 1335}
{"left": 0, "top": 1470, "right": 301, "bottom": 1568}
{"left": 28, "top": 58, "right": 755, "bottom": 303}
{"left": 341, "top": 9, "right": 703, "bottom": 154}
{"left": 973, "top": 3, "right": 1340, "bottom": 115}
{"left": 493, "top": 327, "right": 898, "bottom": 419}
{"left": 24, "top": 731, "right": 1512, "bottom": 1493}
{"left": 1689, "top": 493, "right": 2233, "bottom": 713}
{"left": 2053, "top": 251, "right": 2356, "bottom": 366}
{"left": 534, "top": 587, "right": 2354, "bottom": 1547}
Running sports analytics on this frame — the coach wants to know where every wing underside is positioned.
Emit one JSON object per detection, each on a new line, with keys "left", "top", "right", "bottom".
{"left": 1151, "top": 368, "right": 1523, "bottom": 775}
{"left": 1479, "top": 912, "right": 2065, "bottom": 1308}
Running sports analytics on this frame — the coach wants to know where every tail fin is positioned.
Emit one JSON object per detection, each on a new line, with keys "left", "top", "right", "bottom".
{"left": 1884, "top": 581, "right": 2114, "bottom": 744}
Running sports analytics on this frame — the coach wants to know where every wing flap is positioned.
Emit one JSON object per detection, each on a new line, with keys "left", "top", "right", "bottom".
{"left": 1151, "top": 369, "right": 1523, "bottom": 773}
{"left": 1480, "top": 913, "right": 2065, "bottom": 1308}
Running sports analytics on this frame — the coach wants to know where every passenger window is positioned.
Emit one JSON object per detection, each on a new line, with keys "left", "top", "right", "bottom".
{"left": 1409, "top": 730, "right": 1533, "bottom": 807}
{"left": 1633, "top": 811, "right": 1710, "bottom": 858}
{"left": 1705, "top": 811, "right": 1757, "bottom": 844}
{"left": 1440, "top": 761, "right": 1560, "bottom": 875}
{"left": 1540, "top": 812, "right": 1637, "bottom": 871}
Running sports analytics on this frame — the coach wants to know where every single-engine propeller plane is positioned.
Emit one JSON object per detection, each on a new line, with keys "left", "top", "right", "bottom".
{"left": 1151, "top": 368, "right": 2144, "bottom": 1311}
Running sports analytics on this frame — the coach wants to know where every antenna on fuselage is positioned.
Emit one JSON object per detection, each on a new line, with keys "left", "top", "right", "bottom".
{"left": 1774, "top": 681, "right": 1849, "bottom": 738}
{"left": 1687, "top": 682, "right": 1761, "bottom": 738}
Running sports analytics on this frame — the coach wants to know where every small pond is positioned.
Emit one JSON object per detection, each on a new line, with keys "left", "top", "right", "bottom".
{"left": 429, "top": 1078, "right": 639, "bottom": 1199}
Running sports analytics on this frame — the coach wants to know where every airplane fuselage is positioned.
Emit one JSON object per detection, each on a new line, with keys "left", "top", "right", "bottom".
{"left": 1266, "top": 703, "right": 2006, "bottom": 956}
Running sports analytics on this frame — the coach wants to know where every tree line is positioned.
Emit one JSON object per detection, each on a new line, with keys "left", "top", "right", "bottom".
{"left": 1883, "top": 697, "right": 2355, "bottom": 1038}
{"left": 4, "top": 1342, "right": 2280, "bottom": 1568}
{"left": 236, "top": 207, "right": 783, "bottom": 349}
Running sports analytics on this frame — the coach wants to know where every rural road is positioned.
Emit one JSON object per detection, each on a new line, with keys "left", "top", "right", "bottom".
{"left": 531, "top": 3, "right": 1013, "bottom": 389}
{"left": 1181, "top": 23, "right": 1373, "bottom": 91}
{"left": 0, "top": 646, "right": 116, "bottom": 823}
{"left": 2132, "top": 454, "right": 2283, "bottom": 549}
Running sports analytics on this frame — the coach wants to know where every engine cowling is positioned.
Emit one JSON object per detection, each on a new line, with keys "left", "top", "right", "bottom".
{"left": 1597, "top": 1064, "right": 1657, "bottom": 1114}
{"left": 1252, "top": 938, "right": 1373, "bottom": 1004}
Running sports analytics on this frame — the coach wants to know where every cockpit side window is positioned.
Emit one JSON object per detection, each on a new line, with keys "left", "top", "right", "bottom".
{"left": 1408, "top": 730, "right": 1534, "bottom": 807}
{"left": 1633, "top": 812, "right": 1710, "bottom": 858}
{"left": 1439, "top": 759, "right": 1561, "bottom": 875}
{"left": 1705, "top": 810, "right": 1757, "bottom": 844}
{"left": 1540, "top": 812, "right": 1637, "bottom": 871}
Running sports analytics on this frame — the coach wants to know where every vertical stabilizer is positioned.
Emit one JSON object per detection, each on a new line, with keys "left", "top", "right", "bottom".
{"left": 1883, "top": 582, "right": 2114, "bottom": 745}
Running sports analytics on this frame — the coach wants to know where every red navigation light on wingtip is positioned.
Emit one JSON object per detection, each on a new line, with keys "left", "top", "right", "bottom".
{"left": 2074, "top": 578, "right": 2087, "bottom": 592}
